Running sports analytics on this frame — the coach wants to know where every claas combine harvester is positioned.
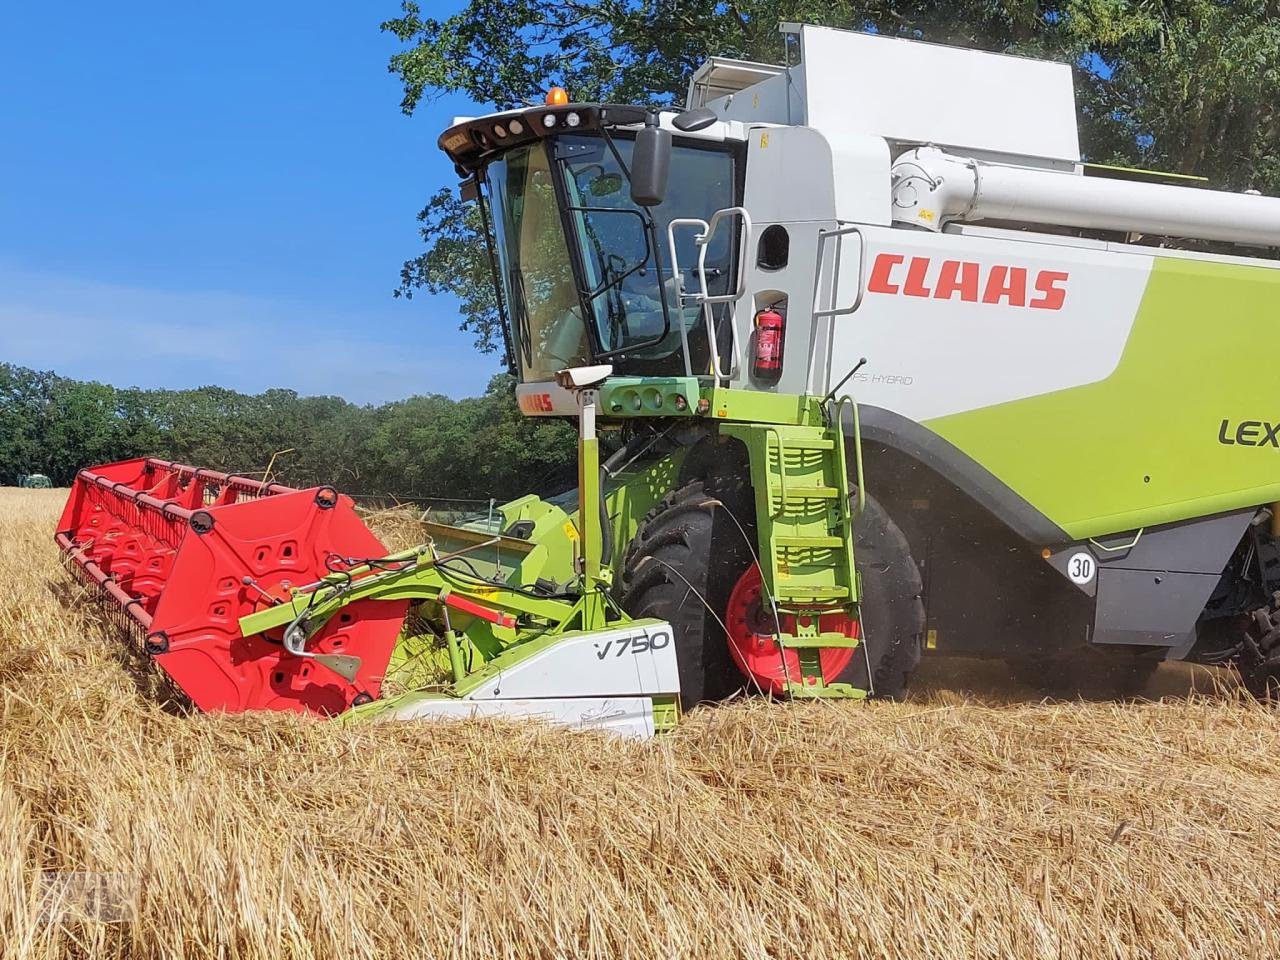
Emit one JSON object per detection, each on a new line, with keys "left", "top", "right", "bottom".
{"left": 57, "top": 25, "right": 1280, "bottom": 734}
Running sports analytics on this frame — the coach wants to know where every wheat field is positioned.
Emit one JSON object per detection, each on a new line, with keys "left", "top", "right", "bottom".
{"left": 2, "top": 486, "right": 1278, "bottom": 959}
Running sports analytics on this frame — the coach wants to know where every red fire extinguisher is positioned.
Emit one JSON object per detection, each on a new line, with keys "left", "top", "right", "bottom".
{"left": 752, "top": 307, "right": 785, "bottom": 384}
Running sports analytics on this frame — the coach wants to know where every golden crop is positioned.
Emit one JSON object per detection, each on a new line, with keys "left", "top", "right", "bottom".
{"left": 2, "top": 488, "right": 1277, "bottom": 959}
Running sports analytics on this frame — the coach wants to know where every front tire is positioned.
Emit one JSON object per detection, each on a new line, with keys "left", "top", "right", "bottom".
{"left": 837, "top": 490, "right": 926, "bottom": 699}
{"left": 619, "top": 473, "right": 926, "bottom": 707}
{"left": 617, "top": 479, "right": 753, "bottom": 708}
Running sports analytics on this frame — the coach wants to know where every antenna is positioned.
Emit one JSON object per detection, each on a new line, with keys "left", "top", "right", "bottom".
{"left": 822, "top": 357, "right": 867, "bottom": 408}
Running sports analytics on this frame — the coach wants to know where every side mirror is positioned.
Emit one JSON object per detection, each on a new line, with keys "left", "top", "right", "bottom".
{"left": 630, "top": 113, "right": 671, "bottom": 207}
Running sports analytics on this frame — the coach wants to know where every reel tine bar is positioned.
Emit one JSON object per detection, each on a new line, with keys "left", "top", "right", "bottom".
{"left": 55, "top": 458, "right": 408, "bottom": 716}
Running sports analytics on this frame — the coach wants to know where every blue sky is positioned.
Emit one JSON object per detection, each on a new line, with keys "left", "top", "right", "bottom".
{"left": 0, "top": 1, "right": 497, "bottom": 404}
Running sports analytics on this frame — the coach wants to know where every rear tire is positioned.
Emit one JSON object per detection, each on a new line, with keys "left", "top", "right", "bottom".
{"left": 1242, "top": 590, "right": 1280, "bottom": 699}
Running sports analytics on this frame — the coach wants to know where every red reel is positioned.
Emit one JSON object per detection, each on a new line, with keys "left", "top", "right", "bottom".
{"left": 57, "top": 458, "right": 407, "bottom": 715}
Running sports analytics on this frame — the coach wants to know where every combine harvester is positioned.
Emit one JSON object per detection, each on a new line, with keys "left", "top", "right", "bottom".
{"left": 57, "top": 24, "right": 1280, "bottom": 731}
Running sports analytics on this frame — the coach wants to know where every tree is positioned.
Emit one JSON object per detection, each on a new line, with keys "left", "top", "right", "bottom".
{"left": 42, "top": 380, "right": 124, "bottom": 484}
{"left": 0, "top": 364, "right": 56, "bottom": 484}
{"left": 0, "top": 362, "right": 574, "bottom": 501}
{"left": 1067, "top": 1, "right": 1280, "bottom": 190}
{"left": 382, "top": 1, "right": 1280, "bottom": 354}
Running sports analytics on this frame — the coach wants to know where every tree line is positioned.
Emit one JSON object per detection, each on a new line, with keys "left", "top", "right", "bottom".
{"left": 0, "top": 363, "right": 575, "bottom": 501}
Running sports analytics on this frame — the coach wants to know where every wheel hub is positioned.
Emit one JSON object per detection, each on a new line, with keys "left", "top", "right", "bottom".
{"left": 724, "top": 565, "right": 858, "bottom": 694}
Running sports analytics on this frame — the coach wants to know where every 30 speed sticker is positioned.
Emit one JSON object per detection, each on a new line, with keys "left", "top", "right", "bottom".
{"left": 1066, "top": 551, "right": 1096, "bottom": 585}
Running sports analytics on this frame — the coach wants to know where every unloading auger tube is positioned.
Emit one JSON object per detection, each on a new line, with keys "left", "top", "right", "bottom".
{"left": 891, "top": 146, "right": 1280, "bottom": 246}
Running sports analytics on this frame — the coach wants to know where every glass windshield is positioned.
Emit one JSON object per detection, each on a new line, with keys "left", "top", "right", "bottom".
{"left": 556, "top": 134, "right": 736, "bottom": 374}
{"left": 485, "top": 134, "right": 737, "bottom": 382}
{"left": 487, "top": 145, "right": 591, "bottom": 381}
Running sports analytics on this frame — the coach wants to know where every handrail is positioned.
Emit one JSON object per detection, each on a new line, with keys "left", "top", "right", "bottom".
{"left": 827, "top": 395, "right": 866, "bottom": 519}
{"left": 666, "top": 217, "right": 705, "bottom": 378}
{"left": 665, "top": 206, "right": 753, "bottom": 381}
{"left": 811, "top": 224, "right": 867, "bottom": 319}
{"left": 696, "top": 207, "right": 753, "bottom": 306}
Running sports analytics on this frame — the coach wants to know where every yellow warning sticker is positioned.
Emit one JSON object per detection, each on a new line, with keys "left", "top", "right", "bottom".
{"left": 926, "top": 629, "right": 938, "bottom": 650}
{"left": 563, "top": 521, "right": 579, "bottom": 542}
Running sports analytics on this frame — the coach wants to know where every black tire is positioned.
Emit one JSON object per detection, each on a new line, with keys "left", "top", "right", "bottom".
{"left": 1242, "top": 590, "right": 1280, "bottom": 699}
{"left": 617, "top": 479, "right": 755, "bottom": 708}
{"left": 619, "top": 459, "right": 925, "bottom": 705}
{"left": 837, "top": 490, "right": 926, "bottom": 699}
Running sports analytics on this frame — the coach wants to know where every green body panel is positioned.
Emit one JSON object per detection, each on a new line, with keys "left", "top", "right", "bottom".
{"left": 421, "top": 444, "right": 681, "bottom": 597}
{"left": 538, "top": 446, "right": 685, "bottom": 580}
{"left": 702, "top": 386, "right": 813, "bottom": 425}
{"left": 927, "top": 257, "right": 1280, "bottom": 540}
{"left": 601, "top": 449, "right": 683, "bottom": 573}
{"left": 600, "top": 377, "right": 701, "bottom": 417}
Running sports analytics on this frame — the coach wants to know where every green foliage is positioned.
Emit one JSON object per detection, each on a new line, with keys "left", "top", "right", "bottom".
{"left": 382, "top": 1, "right": 1059, "bottom": 111}
{"left": 383, "top": 0, "right": 1280, "bottom": 353}
{"left": 393, "top": 187, "right": 505, "bottom": 356}
{"left": 0, "top": 363, "right": 575, "bottom": 501}
{"left": 1067, "top": 0, "right": 1280, "bottom": 189}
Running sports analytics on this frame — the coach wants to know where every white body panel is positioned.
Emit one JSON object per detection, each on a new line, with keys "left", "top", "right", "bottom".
{"left": 693, "top": 24, "right": 1079, "bottom": 164}
{"left": 826, "top": 226, "right": 1154, "bottom": 420}
{"left": 466, "top": 622, "right": 679, "bottom": 700}
{"left": 799, "top": 27, "right": 1080, "bottom": 163}
{"left": 893, "top": 147, "right": 1280, "bottom": 248}
{"left": 377, "top": 696, "right": 661, "bottom": 739}
{"left": 375, "top": 622, "right": 679, "bottom": 740}
{"left": 516, "top": 381, "right": 580, "bottom": 415}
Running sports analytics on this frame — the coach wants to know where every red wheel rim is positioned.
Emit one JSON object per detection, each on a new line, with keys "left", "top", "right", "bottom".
{"left": 724, "top": 565, "right": 858, "bottom": 694}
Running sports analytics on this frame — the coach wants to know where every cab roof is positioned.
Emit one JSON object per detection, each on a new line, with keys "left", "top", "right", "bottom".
{"left": 438, "top": 103, "right": 647, "bottom": 174}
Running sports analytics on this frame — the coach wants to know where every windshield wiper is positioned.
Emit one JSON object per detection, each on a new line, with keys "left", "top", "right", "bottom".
{"left": 506, "top": 265, "right": 535, "bottom": 367}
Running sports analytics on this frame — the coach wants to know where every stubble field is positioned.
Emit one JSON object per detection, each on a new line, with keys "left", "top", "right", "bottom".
{"left": 1, "top": 487, "right": 1277, "bottom": 959}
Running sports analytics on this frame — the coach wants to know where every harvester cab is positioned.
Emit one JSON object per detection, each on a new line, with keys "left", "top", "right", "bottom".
{"left": 57, "top": 23, "right": 1280, "bottom": 728}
